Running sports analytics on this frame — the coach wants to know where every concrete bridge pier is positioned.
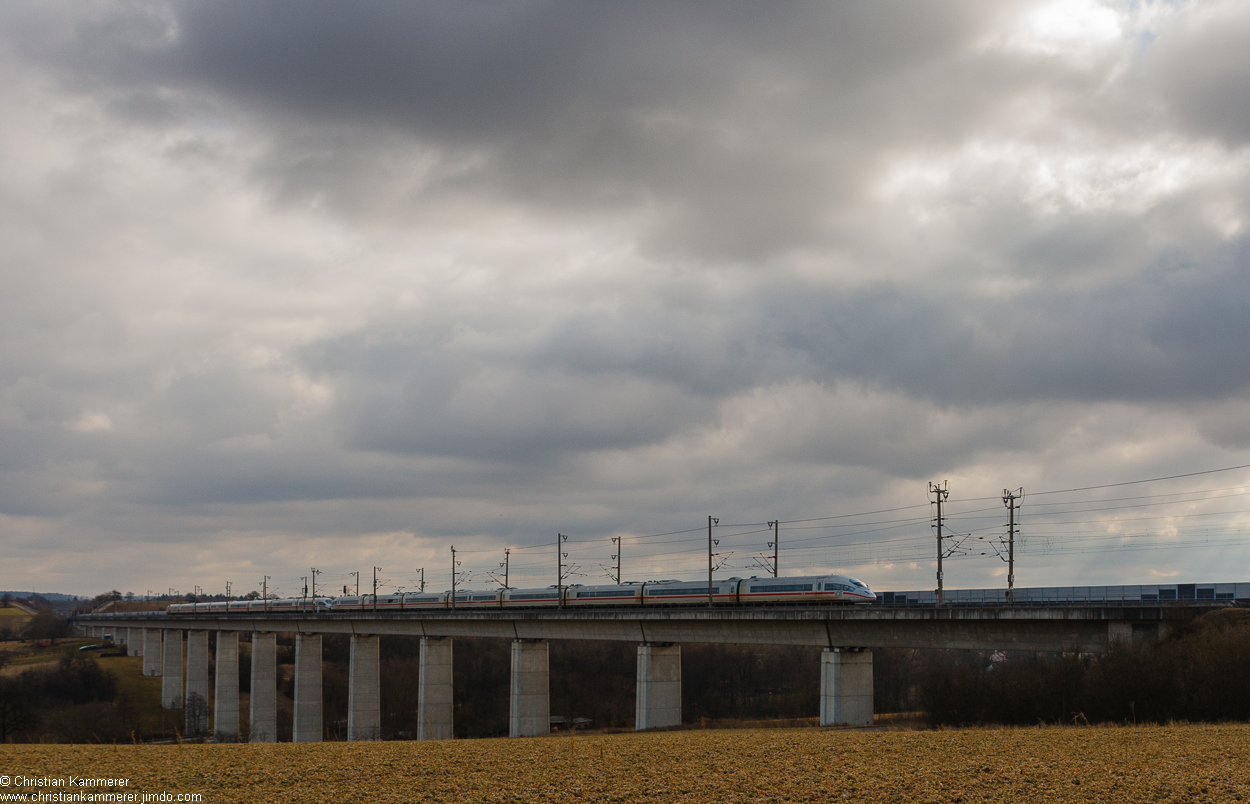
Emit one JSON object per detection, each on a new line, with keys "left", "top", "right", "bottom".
{"left": 292, "top": 632, "right": 323, "bottom": 743}
{"left": 129, "top": 628, "right": 142, "bottom": 657}
{"left": 509, "top": 639, "right": 549, "bottom": 738}
{"left": 348, "top": 634, "right": 381, "bottom": 741}
{"left": 635, "top": 643, "right": 682, "bottom": 730}
{"left": 185, "top": 630, "right": 210, "bottom": 736}
{"left": 249, "top": 632, "right": 277, "bottom": 743}
{"left": 820, "top": 648, "right": 873, "bottom": 727}
{"left": 417, "top": 637, "right": 453, "bottom": 740}
{"left": 143, "top": 629, "right": 162, "bottom": 675}
{"left": 161, "top": 630, "right": 183, "bottom": 709}
{"left": 214, "top": 631, "right": 239, "bottom": 741}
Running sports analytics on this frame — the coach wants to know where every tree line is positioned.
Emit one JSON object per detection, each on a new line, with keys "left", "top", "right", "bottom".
{"left": 917, "top": 608, "right": 1250, "bottom": 726}
{"left": 0, "top": 654, "right": 133, "bottom": 742}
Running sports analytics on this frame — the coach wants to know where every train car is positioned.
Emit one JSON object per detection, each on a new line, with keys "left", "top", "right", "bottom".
{"left": 736, "top": 574, "right": 876, "bottom": 604}
{"left": 329, "top": 595, "right": 366, "bottom": 611}
{"left": 257, "top": 597, "right": 333, "bottom": 613}
{"left": 241, "top": 598, "right": 309, "bottom": 612}
{"left": 564, "top": 583, "right": 644, "bottom": 606}
{"left": 167, "top": 596, "right": 333, "bottom": 614}
{"left": 330, "top": 593, "right": 449, "bottom": 611}
{"left": 402, "top": 592, "right": 448, "bottom": 609}
{"left": 501, "top": 586, "right": 562, "bottom": 608}
{"left": 642, "top": 579, "right": 739, "bottom": 605}
{"left": 372, "top": 594, "right": 407, "bottom": 611}
{"left": 167, "top": 601, "right": 229, "bottom": 614}
{"left": 452, "top": 590, "right": 503, "bottom": 608}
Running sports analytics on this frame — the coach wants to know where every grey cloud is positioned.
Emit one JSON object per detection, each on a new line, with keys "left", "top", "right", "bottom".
{"left": 789, "top": 246, "right": 1250, "bottom": 405}
{"left": 1149, "top": 3, "right": 1250, "bottom": 144}
{"left": 294, "top": 232, "right": 1250, "bottom": 472}
{"left": 4, "top": 0, "right": 1037, "bottom": 258}
{"left": 3, "top": 0, "right": 1250, "bottom": 593}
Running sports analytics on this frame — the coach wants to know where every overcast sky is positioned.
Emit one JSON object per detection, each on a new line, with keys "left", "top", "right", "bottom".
{"left": 4, "top": 0, "right": 1250, "bottom": 599}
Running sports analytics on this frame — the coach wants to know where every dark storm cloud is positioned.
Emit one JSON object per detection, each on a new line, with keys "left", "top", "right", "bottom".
{"left": 155, "top": 0, "right": 990, "bottom": 139}
{"left": 8, "top": 0, "right": 1018, "bottom": 256}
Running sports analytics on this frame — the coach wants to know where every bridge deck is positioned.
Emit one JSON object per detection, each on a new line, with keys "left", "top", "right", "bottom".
{"left": 77, "top": 601, "right": 1235, "bottom": 652}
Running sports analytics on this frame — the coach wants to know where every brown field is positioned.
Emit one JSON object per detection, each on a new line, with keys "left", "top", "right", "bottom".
{"left": 2, "top": 724, "right": 1248, "bottom": 803}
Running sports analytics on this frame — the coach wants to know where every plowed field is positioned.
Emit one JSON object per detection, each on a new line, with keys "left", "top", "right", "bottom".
{"left": 2, "top": 724, "right": 1246, "bottom": 803}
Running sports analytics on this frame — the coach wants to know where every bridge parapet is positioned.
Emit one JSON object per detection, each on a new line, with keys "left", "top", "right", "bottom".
{"left": 72, "top": 601, "right": 1221, "bottom": 652}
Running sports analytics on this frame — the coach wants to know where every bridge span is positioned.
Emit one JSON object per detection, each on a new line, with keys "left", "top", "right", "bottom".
{"left": 75, "top": 599, "right": 1228, "bottom": 743}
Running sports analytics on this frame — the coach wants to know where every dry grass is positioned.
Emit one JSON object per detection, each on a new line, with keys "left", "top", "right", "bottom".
{"left": 1, "top": 647, "right": 88, "bottom": 677}
{"left": 3, "top": 723, "right": 1248, "bottom": 803}
{"left": 96, "top": 654, "right": 177, "bottom": 737}
{"left": 1, "top": 639, "right": 97, "bottom": 670}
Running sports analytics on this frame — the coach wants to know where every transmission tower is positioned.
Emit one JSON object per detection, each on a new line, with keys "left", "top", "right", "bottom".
{"left": 1003, "top": 488, "right": 1023, "bottom": 603}
{"left": 930, "top": 481, "right": 949, "bottom": 604}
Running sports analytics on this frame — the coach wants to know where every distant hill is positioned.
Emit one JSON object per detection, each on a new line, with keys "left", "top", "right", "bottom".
{"left": 1, "top": 592, "right": 87, "bottom": 616}
{"left": 0, "top": 592, "right": 84, "bottom": 602}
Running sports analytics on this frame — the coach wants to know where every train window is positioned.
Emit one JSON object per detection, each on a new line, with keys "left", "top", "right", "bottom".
{"left": 508, "top": 593, "right": 558, "bottom": 600}
{"left": 579, "top": 590, "right": 634, "bottom": 598}
{"left": 750, "top": 584, "right": 812, "bottom": 593}
{"left": 651, "top": 588, "right": 717, "bottom": 595}
{"left": 472, "top": 595, "right": 497, "bottom": 601}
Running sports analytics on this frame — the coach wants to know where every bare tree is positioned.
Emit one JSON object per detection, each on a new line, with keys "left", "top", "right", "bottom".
{"left": 185, "top": 692, "right": 209, "bottom": 739}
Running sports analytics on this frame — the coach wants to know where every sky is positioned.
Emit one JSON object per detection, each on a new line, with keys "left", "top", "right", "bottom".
{"left": 4, "top": 0, "right": 1250, "bottom": 600}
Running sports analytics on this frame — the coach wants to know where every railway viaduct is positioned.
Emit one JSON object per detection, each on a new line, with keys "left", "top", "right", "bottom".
{"left": 74, "top": 602, "right": 1211, "bottom": 743}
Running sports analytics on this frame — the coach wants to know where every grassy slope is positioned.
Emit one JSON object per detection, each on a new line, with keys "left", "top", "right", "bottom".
{"left": 2, "top": 638, "right": 97, "bottom": 668}
{"left": 2, "top": 724, "right": 1246, "bottom": 803}
{"left": 96, "top": 654, "right": 183, "bottom": 738}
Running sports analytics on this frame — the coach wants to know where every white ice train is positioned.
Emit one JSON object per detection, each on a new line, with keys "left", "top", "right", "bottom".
{"left": 166, "top": 597, "right": 337, "bottom": 614}
{"left": 165, "top": 574, "right": 876, "bottom": 614}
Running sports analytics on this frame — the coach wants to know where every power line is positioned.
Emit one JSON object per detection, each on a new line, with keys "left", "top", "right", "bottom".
{"left": 228, "top": 464, "right": 1250, "bottom": 594}
{"left": 1028, "top": 463, "right": 1250, "bottom": 496}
